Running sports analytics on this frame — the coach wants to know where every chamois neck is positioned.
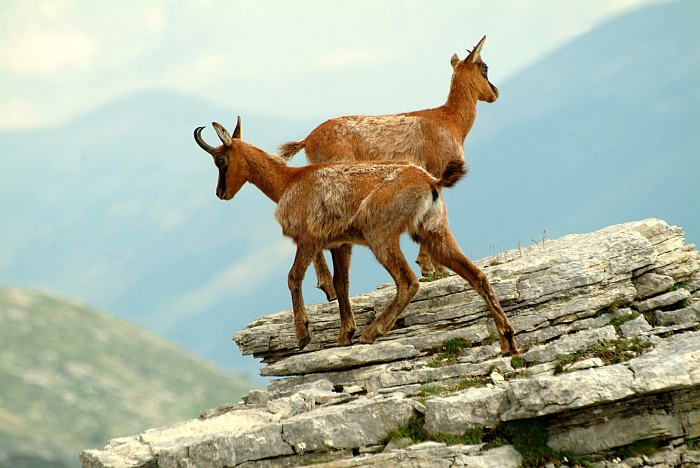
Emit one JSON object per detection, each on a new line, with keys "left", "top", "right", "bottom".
{"left": 242, "top": 144, "right": 294, "bottom": 204}
{"left": 442, "top": 78, "right": 478, "bottom": 142}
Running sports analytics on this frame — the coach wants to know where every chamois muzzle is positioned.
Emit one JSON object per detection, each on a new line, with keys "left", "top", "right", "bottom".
{"left": 194, "top": 126, "right": 215, "bottom": 154}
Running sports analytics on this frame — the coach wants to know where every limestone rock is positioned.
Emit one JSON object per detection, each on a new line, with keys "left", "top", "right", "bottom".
{"left": 260, "top": 342, "right": 420, "bottom": 377}
{"left": 655, "top": 302, "right": 700, "bottom": 326}
{"left": 632, "top": 288, "right": 691, "bottom": 312}
{"left": 280, "top": 395, "right": 414, "bottom": 451}
{"left": 632, "top": 272, "right": 675, "bottom": 299}
{"left": 619, "top": 315, "right": 653, "bottom": 337}
{"left": 503, "top": 364, "right": 636, "bottom": 420}
{"left": 521, "top": 326, "right": 618, "bottom": 363}
{"left": 423, "top": 386, "right": 509, "bottom": 434}
{"left": 81, "top": 220, "right": 700, "bottom": 468}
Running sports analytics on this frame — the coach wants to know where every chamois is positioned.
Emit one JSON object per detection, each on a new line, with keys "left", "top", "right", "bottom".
{"left": 194, "top": 118, "right": 518, "bottom": 355}
{"left": 279, "top": 36, "right": 499, "bottom": 300}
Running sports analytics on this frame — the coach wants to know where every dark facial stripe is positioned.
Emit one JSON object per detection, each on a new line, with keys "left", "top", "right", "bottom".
{"left": 217, "top": 166, "right": 227, "bottom": 196}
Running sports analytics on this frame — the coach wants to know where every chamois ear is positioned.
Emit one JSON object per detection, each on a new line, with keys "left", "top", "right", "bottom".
{"left": 450, "top": 53, "right": 460, "bottom": 69}
{"left": 467, "top": 35, "right": 487, "bottom": 63}
{"left": 232, "top": 115, "right": 241, "bottom": 139}
{"left": 212, "top": 122, "right": 232, "bottom": 147}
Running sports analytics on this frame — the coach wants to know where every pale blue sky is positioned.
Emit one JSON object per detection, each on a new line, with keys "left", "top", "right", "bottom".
{"left": 0, "top": 0, "right": 668, "bottom": 130}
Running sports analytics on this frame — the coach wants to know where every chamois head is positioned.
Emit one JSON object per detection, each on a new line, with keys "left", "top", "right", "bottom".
{"left": 194, "top": 117, "right": 245, "bottom": 200}
{"left": 449, "top": 35, "right": 499, "bottom": 103}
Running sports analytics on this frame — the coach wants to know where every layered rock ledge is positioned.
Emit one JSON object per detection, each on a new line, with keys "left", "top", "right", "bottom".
{"left": 81, "top": 219, "right": 700, "bottom": 468}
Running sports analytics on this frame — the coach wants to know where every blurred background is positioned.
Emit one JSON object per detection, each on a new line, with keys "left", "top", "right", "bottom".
{"left": 1, "top": 1, "right": 698, "bottom": 466}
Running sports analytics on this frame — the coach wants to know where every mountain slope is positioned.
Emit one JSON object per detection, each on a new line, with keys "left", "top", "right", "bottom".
{"left": 0, "top": 286, "right": 257, "bottom": 468}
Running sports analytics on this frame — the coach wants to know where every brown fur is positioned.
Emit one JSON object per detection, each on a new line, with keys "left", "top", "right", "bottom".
{"left": 195, "top": 120, "right": 518, "bottom": 355}
{"left": 279, "top": 36, "right": 499, "bottom": 295}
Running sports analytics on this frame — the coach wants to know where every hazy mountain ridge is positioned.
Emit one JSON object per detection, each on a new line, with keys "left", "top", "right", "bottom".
{"left": 454, "top": 0, "right": 699, "bottom": 250}
{"left": 0, "top": 286, "right": 257, "bottom": 468}
{"left": 0, "top": 0, "right": 697, "bottom": 378}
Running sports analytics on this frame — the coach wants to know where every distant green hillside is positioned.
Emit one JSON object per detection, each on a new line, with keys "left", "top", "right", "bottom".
{"left": 0, "top": 286, "right": 258, "bottom": 468}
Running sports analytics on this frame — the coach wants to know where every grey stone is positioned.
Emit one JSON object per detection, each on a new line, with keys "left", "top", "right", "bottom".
{"left": 632, "top": 289, "right": 691, "bottom": 312}
{"left": 281, "top": 395, "right": 414, "bottom": 452}
{"left": 619, "top": 315, "right": 653, "bottom": 338}
{"left": 632, "top": 273, "right": 675, "bottom": 300}
{"left": 627, "top": 332, "right": 700, "bottom": 393}
{"left": 643, "top": 447, "right": 682, "bottom": 466}
{"left": 682, "top": 451, "right": 700, "bottom": 464}
{"left": 260, "top": 342, "right": 420, "bottom": 377}
{"left": 458, "top": 445, "right": 522, "bottom": 468}
{"left": 423, "top": 386, "right": 509, "bottom": 434}
{"left": 566, "top": 357, "right": 604, "bottom": 371}
{"left": 655, "top": 302, "right": 700, "bottom": 326}
{"left": 621, "top": 457, "right": 643, "bottom": 468}
{"left": 548, "top": 413, "right": 684, "bottom": 454}
{"left": 384, "top": 437, "right": 412, "bottom": 452}
{"left": 503, "top": 365, "right": 636, "bottom": 420}
{"left": 522, "top": 326, "right": 618, "bottom": 363}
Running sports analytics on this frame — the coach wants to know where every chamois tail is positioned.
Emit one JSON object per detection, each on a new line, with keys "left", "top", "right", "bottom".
{"left": 437, "top": 160, "right": 468, "bottom": 189}
{"left": 278, "top": 140, "right": 306, "bottom": 160}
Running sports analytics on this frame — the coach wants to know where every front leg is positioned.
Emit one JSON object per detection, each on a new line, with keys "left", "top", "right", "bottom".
{"left": 288, "top": 246, "right": 317, "bottom": 349}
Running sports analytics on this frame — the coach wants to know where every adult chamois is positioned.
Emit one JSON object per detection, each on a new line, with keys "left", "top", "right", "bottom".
{"left": 279, "top": 36, "right": 499, "bottom": 301}
{"left": 194, "top": 118, "right": 518, "bottom": 355}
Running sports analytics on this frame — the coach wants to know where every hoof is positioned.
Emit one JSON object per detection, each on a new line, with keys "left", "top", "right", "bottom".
{"left": 338, "top": 328, "right": 357, "bottom": 347}
{"left": 359, "top": 330, "right": 378, "bottom": 344}
{"left": 318, "top": 284, "right": 337, "bottom": 302}
{"left": 298, "top": 335, "right": 311, "bottom": 350}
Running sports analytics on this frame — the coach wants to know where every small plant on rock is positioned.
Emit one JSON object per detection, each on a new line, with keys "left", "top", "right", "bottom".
{"left": 608, "top": 311, "right": 640, "bottom": 333}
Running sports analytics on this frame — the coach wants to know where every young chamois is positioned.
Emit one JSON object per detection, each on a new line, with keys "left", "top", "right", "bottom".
{"left": 194, "top": 118, "right": 518, "bottom": 355}
{"left": 280, "top": 36, "right": 499, "bottom": 301}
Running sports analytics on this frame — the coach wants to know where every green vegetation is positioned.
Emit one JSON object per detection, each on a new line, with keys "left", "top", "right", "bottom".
{"left": 590, "top": 337, "right": 654, "bottom": 365}
{"left": 453, "top": 377, "right": 488, "bottom": 391}
{"left": 488, "top": 420, "right": 595, "bottom": 467}
{"left": 383, "top": 416, "right": 596, "bottom": 467}
{"left": 614, "top": 439, "right": 661, "bottom": 459}
{"left": 554, "top": 351, "right": 586, "bottom": 375}
{"left": 667, "top": 280, "right": 690, "bottom": 292}
{"left": 608, "top": 311, "right": 640, "bottom": 333}
{"left": 0, "top": 287, "right": 257, "bottom": 468}
{"left": 510, "top": 355, "right": 526, "bottom": 369}
{"left": 425, "top": 337, "right": 473, "bottom": 367}
{"left": 381, "top": 415, "right": 430, "bottom": 444}
{"left": 433, "top": 427, "right": 483, "bottom": 445}
{"left": 687, "top": 437, "right": 700, "bottom": 450}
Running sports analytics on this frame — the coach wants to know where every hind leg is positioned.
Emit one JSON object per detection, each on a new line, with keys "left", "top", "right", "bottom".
{"left": 313, "top": 251, "right": 337, "bottom": 301}
{"left": 415, "top": 244, "right": 448, "bottom": 278}
{"left": 421, "top": 228, "right": 518, "bottom": 355}
{"left": 360, "top": 238, "right": 420, "bottom": 344}
{"left": 331, "top": 244, "right": 357, "bottom": 346}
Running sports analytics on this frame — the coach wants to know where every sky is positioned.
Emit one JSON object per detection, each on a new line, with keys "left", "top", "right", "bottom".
{"left": 0, "top": 0, "right": 670, "bottom": 131}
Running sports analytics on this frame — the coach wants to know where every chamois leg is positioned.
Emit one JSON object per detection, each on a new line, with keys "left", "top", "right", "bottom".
{"left": 288, "top": 246, "right": 317, "bottom": 350}
{"left": 360, "top": 239, "right": 420, "bottom": 344}
{"left": 330, "top": 244, "right": 357, "bottom": 346}
{"left": 415, "top": 244, "right": 448, "bottom": 277}
{"left": 313, "top": 251, "right": 337, "bottom": 301}
{"left": 422, "top": 229, "right": 519, "bottom": 355}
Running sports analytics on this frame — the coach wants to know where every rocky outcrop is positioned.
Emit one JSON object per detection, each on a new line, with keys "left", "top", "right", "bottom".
{"left": 81, "top": 219, "right": 700, "bottom": 468}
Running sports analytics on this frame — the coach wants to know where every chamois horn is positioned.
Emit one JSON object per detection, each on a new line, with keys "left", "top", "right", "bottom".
{"left": 194, "top": 126, "right": 215, "bottom": 154}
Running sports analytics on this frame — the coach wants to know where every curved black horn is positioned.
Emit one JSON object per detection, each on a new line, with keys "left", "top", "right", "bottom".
{"left": 194, "top": 126, "right": 215, "bottom": 154}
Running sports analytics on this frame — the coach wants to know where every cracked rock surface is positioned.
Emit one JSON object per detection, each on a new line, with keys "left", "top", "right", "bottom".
{"left": 81, "top": 219, "right": 700, "bottom": 468}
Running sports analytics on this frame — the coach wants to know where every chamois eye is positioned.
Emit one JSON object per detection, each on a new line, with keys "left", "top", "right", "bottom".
{"left": 482, "top": 65, "right": 488, "bottom": 75}
{"left": 216, "top": 158, "right": 225, "bottom": 167}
